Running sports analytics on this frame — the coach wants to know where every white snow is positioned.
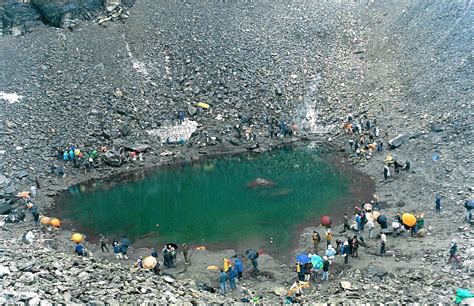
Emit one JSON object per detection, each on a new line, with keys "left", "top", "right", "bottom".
{"left": 0, "top": 92, "right": 23, "bottom": 104}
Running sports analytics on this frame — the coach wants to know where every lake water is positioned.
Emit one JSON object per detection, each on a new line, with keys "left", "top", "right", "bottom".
{"left": 53, "top": 144, "right": 372, "bottom": 260}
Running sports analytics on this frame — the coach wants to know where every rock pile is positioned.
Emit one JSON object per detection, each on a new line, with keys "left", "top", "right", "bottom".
{"left": 0, "top": 226, "right": 236, "bottom": 304}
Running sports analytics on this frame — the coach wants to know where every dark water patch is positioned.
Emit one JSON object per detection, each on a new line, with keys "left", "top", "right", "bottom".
{"left": 51, "top": 143, "right": 374, "bottom": 262}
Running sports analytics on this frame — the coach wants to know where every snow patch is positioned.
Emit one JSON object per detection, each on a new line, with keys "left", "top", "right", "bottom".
{"left": 0, "top": 92, "right": 23, "bottom": 104}
{"left": 147, "top": 120, "right": 199, "bottom": 143}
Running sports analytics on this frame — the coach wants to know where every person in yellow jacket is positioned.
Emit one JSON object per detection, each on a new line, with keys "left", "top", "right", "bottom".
{"left": 223, "top": 258, "right": 232, "bottom": 272}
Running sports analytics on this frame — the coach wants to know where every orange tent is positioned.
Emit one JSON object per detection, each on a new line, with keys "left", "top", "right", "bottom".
{"left": 50, "top": 218, "right": 61, "bottom": 228}
{"left": 40, "top": 216, "right": 51, "bottom": 226}
{"left": 142, "top": 256, "right": 157, "bottom": 269}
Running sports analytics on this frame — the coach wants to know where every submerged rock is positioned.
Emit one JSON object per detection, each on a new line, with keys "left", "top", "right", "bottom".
{"left": 246, "top": 177, "right": 275, "bottom": 188}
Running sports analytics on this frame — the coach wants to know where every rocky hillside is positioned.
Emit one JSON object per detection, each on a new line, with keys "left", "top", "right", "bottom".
{"left": 0, "top": 0, "right": 472, "bottom": 304}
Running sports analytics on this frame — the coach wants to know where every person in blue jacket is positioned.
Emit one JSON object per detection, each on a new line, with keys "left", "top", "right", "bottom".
{"left": 227, "top": 266, "right": 237, "bottom": 290}
{"left": 113, "top": 242, "right": 123, "bottom": 259}
{"left": 235, "top": 258, "right": 244, "bottom": 279}
{"left": 75, "top": 243, "right": 86, "bottom": 256}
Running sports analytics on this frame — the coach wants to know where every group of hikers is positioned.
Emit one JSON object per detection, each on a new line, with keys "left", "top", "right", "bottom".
{"left": 61, "top": 144, "right": 99, "bottom": 171}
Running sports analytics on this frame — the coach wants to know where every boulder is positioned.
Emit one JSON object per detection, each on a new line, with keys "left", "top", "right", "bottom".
{"left": 102, "top": 150, "right": 124, "bottom": 167}
{"left": 0, "top": 201, "right": 12, "bottom": 215}
{"left": 388, "top": 134, "right": 409, "bottom": 149}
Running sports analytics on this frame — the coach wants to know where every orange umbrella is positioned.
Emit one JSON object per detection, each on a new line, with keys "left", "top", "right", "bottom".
{"left": 40, "top": 216, "right": 51, "bottom": 226}
{"left": 401, "top": 213, "right": 416, "bottom": 227}
{"left": 371, "top": 211, "right": 381, "bottom": 220}
{"left": 50, "top": 218, "right": 61, "bottom": 228}
{"left": 71, "top": 233, "right": 84, "bottom": 244}
{"left": 142, "top": 256, "right": 157, "bottom": 269}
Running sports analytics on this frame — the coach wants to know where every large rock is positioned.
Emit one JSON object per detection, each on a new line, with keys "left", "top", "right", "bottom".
{"left": 0, "top": 201, "right": 12, "bottom": 215}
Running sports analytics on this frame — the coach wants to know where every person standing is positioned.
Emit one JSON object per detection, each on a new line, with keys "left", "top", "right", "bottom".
{"left": 384, "top": 165, "right": 390, "bottom": 180}
{"left": 162, "top": 245, "right": 171, "bottom": 268}
{"left": 367, "top": 218, "right": 375, "bottom": 239}
{"left": 182, "top": 243, "right": 189, "bottom": 264}
{"left": 30, "top": 205, "right": 40, "bottom": 227}
{"left": 304, "top": 261, "right": 313, "bottom": 281}
{"left": 342, "top": 240, "right": 350, "bottom": 264}
{"left": 380, "top": 232, "right": 387, "bottom": 255}
{"left": 227, "top": 266, "right": 237, "bottom": 291}
{"left": 435, "top": 194, "right": 442, "bottom": 213}
{"left": 342, "top": 213, "right": 350, "bottom": 232}
{"left": 219, "top": 269, "right": 228, "bottom": 295}
{"left": 235, "top": 257, "right": 244, "bottom": 279}
{"left": 448, "top": 239, "right": 458, "bottom": 263}
{"left": 348, "top": 139, "right": 354, "bottom": 151}
{"left": 321, "top": 256, "right": 330, "bottom": 281}
{"left": 100, "top": 234, "right": 109, "bottom": 252}
{"left": 325, "top": 228, "right": 333, "bottom": 246}
{"left": 151, "top": 248, "right": 158, "bottom": 258}
{"left": 311, "top": 230, "right": 321, "bottom": 253}
{"left": 465, "top": 200, "right": 473, "bottom": 222}
{"left": 352, "top": 236, "right": 359, "bottom": 258}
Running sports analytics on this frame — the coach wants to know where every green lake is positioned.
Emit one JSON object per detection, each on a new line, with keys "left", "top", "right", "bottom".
{"left": 53, "top": 144, "right": 372, "bottom": 260}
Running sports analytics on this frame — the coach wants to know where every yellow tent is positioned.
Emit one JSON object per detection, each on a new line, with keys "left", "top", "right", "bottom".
{"left": 401, "top": 213, "right": 416, "bottom": 227}
{"left": 71, "top": 233, "right": 84, "bottom": 243}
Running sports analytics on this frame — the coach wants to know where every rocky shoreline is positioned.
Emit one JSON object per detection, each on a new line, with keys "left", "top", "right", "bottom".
{"left": 1, "top": 0, "right": 472, "bottom": 304}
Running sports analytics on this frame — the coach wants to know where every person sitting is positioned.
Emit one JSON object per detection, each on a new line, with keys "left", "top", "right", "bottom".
{"left": 75, "top": 243, "right": 87, "bottom": 256}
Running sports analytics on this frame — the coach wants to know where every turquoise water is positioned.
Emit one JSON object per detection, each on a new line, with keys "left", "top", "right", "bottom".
{"left": 53, "top": 145, "right": 357, "bottom": 258}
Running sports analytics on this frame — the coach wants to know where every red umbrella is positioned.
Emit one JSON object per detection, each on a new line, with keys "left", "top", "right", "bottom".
{"left": 321, "top": 216, "right": 331, "bottom": 227}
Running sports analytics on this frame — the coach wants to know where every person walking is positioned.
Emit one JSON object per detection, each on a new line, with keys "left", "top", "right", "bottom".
{"left": 321, "top": 256, "right": 330, "bottom": 281}
{"left": 99, "top": 234, "right": 109, "bottom": 252}
{"left": 311, "top": 230, "right": 321, "bottom": 253}
{"left": 435, "top": 194, "right": 442, "bottom": 213}
{"left": 380, "top": 232, "right": 387, "bottom": 255}
{"left": 219, "top": 269, "right": 228, "bottom": 295}
{"left": 448, "top": 239, "right": 458, "bottom": 263}
{"left": 448, "top": 239, "right": 461, "bottom": 270}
